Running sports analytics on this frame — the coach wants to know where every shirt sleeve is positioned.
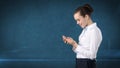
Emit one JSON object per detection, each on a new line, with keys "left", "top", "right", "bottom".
{"left": 73, "top": 29, "right": 101, "bottom": 59}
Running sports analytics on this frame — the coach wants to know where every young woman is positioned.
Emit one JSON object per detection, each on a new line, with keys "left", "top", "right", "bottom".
{"left": 62, "top": 4, "right": 102, "bottom": 68}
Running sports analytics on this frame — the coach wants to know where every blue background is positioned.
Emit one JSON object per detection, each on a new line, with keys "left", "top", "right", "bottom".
{"left": 0, "top": 0, "right": 120, "bottom": 68}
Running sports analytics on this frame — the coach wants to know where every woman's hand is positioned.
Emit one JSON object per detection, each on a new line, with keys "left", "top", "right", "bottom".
{"left": 62, "top": 35, "right": 67, "bottom": 44}
{"left": 62, "top": 35, "right": 77, "bottom": 48}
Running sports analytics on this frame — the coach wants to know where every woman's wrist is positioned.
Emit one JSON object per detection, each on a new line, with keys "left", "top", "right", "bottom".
{"left": 71, "top": 41, "right": 77, "bottom": 48}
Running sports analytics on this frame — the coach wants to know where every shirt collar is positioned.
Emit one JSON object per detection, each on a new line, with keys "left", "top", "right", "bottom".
{"left": 85, "top": 23, "right": 97, "bottom": 30}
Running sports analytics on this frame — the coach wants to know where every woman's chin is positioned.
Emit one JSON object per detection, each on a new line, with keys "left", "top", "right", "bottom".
{"left": 81, "top": 26, "right": 85, "bottom": 28}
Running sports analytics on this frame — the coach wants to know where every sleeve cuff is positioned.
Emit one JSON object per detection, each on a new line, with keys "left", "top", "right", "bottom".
{"left": 73, "top": 45, "right": 81, "bottom": 53}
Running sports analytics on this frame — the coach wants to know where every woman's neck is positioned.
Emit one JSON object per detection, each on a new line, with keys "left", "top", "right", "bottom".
{"left": 87, "top": 19, "right": 93, "bottom": 26}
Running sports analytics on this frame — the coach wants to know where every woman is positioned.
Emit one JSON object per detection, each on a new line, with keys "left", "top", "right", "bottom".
{"left": 62, "top": 4, "right": 102, "bottom": 68}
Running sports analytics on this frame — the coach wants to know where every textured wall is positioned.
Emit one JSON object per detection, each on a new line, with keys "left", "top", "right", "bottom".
{"left": 0, "top": 0, "right": 120, "bottom": 68}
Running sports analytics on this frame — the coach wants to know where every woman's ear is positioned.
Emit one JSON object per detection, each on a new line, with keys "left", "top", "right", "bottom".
{"left": 85, "top": 14, "right": 89, "bottom": 20}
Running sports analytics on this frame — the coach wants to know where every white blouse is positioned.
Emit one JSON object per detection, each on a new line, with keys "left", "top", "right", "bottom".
{"left": 73, "top": 23, "right": 102, "bottom": 60}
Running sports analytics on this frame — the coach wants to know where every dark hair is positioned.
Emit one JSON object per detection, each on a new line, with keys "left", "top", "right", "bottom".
{"left": 74, "top": 4, "right": 93, "bottom": 17}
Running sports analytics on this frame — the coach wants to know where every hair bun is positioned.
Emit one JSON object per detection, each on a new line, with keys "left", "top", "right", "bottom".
{"left": 84, "top": 4, "right": 93, "bottom": 13}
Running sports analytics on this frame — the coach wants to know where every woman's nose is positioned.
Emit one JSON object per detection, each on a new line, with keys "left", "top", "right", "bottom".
{"left": 77, "top": 21, "right": 79, "bottom": 24}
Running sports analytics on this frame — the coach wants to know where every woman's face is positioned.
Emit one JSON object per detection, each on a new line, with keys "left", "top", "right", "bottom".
{"left": 74, "top": 12, "right": 88, "bottom": 28}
